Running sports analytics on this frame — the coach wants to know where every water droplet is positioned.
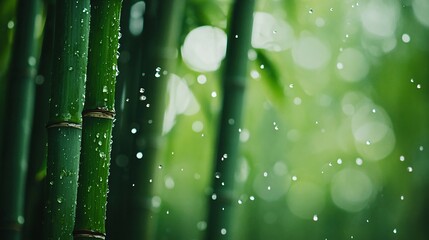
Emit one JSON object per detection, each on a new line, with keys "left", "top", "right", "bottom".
{"left": 215, "top": 172, "right": 221, "bottom": 179}
{"left": 238, "top": 199, "right": 242, "bottom": 204}
{"left": 131, "top": 128, "right": 137, "bottom": 134}
{"left": 289, "top": 83, "right": 294, "bottom": 88}
{"left": 399, "top": 155, "right": 405, "bottom": 161}
{"left": 211, "top": 91, "right": 217, "bottom": 98}
{"left": 57, "top": 197, "right": 63, "bottom": 203}
{"left": 158, "top": 165, "right": 163, "bottom": 169}
{"left": 234, "top": 35, "right": 238, "bottom": 38}
{"left": 49, "top": 181, "right": 54, "bottom": 185}
{"left": 28, "top": 57, "right": 36, "bottom": 66}
{"left": 292, "top": 176, "right": 298, "bottom": 181}
{"left": 313, "top": 214, "right": 318, "bottom": 221}
{"left": 260, "top": 64, "right": 265, "bottom": 69}
{"left": 419, "top": 145, "right": 424, "bottom": 151}
{"left": 407, "top": 166, "right": 413, "bottom": 172}
{"left": 330, "top": 7, "right": 334, "bottom": 11}
{"left": 267, "top": 186, "right": 271, "bottom": 190}
{"left": 68, "top": 67, "right": 73, "bottom": 71}
{"left": 263, "top": 172, "right": 268, "bottom": 177}
{"left": 211, "top": 193, "right": 217, "bottom": 200}
{"left": 7, "top": 20, "right": 14, "bottom": 29}
{"left": 400, "top": 195, "right": 404, "bottom": 200}
{"left": 337, "top": 62, "right": 344, "bottom": 69}
{"left": 136, "top": 152, "right": 143, "bottom": 159}
{"left": 337, "top": 158, "right": 343, "bottom": 164}
{"left": 155, "top": 72, "right": 161, "bottom": 78}
{"left": 402, "top": 34, "right": 411, "bottom": 43}
{"left": 197, "top": 221, "right": 207, "bottom": 230}
{"left": 249, "top": 196, "right": 255, "bottom": 201}
{"left": 417, "top": 84, "right": 421, "bottom": 89}
{"left": 220, "top": 228, "right": 227, "bottom": 235}
{"left": 356, "top": 158, "right": 363, "bottom": 166}
{"left": 102, "top": 85, "right": 108, "bottom": 93}
{"left": 309, "top": 8, "right": 314, "bottom": 14}
{"left": 393, "top": 228, "right": 397, "bottom": 234}
{"left": 366, "top": 140, "right": 371, "bottom": 145}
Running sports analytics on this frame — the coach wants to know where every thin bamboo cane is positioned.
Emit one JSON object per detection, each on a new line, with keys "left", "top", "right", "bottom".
{"left": 73, "top": 1, "right": 122, "bottom": 239}
{"left": 127, "top": 0, "right": 185, "bottom": 238}
{"left": 23, "top": 1, "right": 55, "bottom": 239}
{"left": 44, "top": 1, "right": 90, "bottom": 239}
{"left": 205, "top": 0, "right": 255, "bottom": 239}
{"left": 0, "top": 0, "right": 40, "bottom": 239}
{"left": 106, "top": 0, "right": 142, "bottom": 238}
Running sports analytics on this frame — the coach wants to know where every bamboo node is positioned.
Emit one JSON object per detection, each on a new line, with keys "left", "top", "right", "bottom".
{"left": 46, "top": 122, "right": 82, "bottom": 129}
{"left": 82, "top": 109, "right": 115, "bottom": 119}
{"left": 73, "top": 229, "right": 106, "bottom": 239}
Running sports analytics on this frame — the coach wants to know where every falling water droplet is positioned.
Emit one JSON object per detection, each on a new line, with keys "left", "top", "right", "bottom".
{"left": 313, "top": 214, "right": 318, "bottom": 221}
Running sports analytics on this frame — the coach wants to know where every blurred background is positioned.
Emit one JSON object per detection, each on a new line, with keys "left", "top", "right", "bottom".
{"left": 1, "top": 0, "right": 429, "bottom": 239}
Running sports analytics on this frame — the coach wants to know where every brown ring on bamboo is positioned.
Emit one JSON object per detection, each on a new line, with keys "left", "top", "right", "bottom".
{"left": 73, "top": 229, "right": 106, "bottom": 239}
{"left": 46, "top": 122, "right": 82, "bottom": 129}
{"left": 82, "top": 109, "right": 115, "bottom": 120}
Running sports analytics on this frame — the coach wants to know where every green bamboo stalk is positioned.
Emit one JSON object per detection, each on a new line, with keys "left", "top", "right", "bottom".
{"left": 0, "top": 0, "right": 40, "bottom": 239}
{"left": 23, "top": 1, "right": 55, "bottom": 239}
{"left": 127, "top": 0, "right": 186, "bottom": 239}
{"left": 44, "top": 1, "right": 90, "bottom": 239}
{"left": 0, "top": 0, "right": 18, "bottom": 161}
{"left": 73, "top": 1, "right": 122, "bottom": 239}
{"left": 106, "top": 0, "right": 142, "bottom": 238}
{"left": 205, "top": 0, "right": 255, "bottom": 239}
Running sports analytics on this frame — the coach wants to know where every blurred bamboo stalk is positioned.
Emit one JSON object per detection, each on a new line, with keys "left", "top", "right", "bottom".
{"left": 23, "top": 0, "right": 55, "bottom": 239}
{"left": 127, "top": 0, "right": 186, "bottom": 239}
{"left": 44, "top": 1, "right": 90, "bottom": 239}
{"left": 0, "top": 0, "right": 40, "bottom": 239}
{"left": 73, "top": 0, "right": 122, "bottom": 239}
{"left": 0, "top": 0, "right": 18, "bottom": 161}
{"left": 106, "top": 0, "right": 143, "bottom": 238}
{"left": 205, "top": 0, "right": 255, "bottom": 239}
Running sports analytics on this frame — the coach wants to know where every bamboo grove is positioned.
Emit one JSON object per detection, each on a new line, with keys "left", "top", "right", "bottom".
{"left": 0, "top": 0, "right": 255, "bottom": 239}
{"left": 2, "top": 0, "right": 429, "bottom": 240}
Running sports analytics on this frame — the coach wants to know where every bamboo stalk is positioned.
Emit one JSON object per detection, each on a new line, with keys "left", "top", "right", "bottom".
{"left": 106, "top": 0, "right": 142, "bottom": 238}
{"left": 0, "top": 0, "right": 18, "bottom": 161}
{"left": 44, "top": 1, "right": 90, "bottom": 239}
{"left": 23, "top": 1, "right": 55, "bottom": 239}
{"left": 0, "top": 0, "right": 40, "bottom": 239}
{"left": 205, "top": 0, "right": 255, "bottom": 239}
{"left": 73, "top": 1, "right": 122, "bottom": 239}
{"left": 127, "top": 0, "right": 186, "bottom": 238}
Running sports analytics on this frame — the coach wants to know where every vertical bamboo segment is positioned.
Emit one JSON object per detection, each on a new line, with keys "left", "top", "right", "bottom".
{"left": 0, "top": 0, "right": 39, "bottom": 239}
{"left": 127, "top": 0, "right": 185, "bottom": 239}
{"left": 44, "top": 1, "right": 90, "bottom": 239}
{"left": 73, "top": 1, "right": 122, "bottom": 239}
{"left": 24, "top": 1, "right": 55, "bottom": 239}
{"left": 205, "top": 0, "right": 255, "bottom": 240}
{"left": 106, "top": 0, "right": 142, "bottom": 238}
